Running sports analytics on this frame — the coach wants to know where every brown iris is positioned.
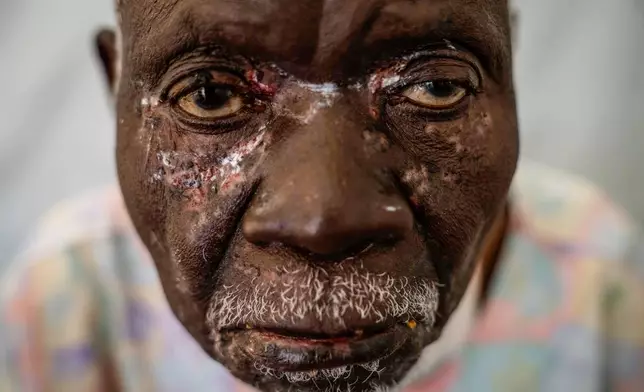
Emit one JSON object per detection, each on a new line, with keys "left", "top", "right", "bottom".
{"left": 170, "top": 70, "right": 246, "bottom": 120}
{"left": 401, "top": 80, "right": 467, "bottom": 109}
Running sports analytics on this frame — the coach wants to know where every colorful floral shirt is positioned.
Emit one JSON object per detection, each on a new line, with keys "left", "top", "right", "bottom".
{"left": 2, "top": 161, "right": 643, "bottom": 392}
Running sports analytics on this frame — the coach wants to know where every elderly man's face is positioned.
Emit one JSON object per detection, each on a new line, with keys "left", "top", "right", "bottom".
{"left": 105, "top": 0, "right": 517, "bottom": 390}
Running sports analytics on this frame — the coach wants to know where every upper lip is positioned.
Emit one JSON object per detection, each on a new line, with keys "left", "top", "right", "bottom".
{"left": 222, "top": 320, "right": 394, "bottom": 340}
{"left": 227, "top": 324, "right": 391, "bottom": 342}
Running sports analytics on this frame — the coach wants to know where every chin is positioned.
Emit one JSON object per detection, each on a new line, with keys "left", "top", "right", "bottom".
{"left": 212, "top": 324, "right": 429, "bottom": 392}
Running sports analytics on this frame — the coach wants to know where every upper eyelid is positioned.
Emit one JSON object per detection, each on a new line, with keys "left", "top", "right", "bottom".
{"left": 370, "top": 49, "right": 484, "bottom": 89}
{"left": 403, "top": 46, "right": 483, "bottom": 73}
{"left": 164, "top": 69, "right": 248, "bottom": 101}
{"left": 378, "top": 68, "right": 479, "bottom": 97}
{"left": 159, "top": 53, "right": 251, "bottom": 93}
{"left": 404, "top": 60, "right": 479, "bottom": 83}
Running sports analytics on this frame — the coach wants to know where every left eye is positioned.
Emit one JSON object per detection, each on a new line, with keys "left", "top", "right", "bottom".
{"left": 178, "top": 84, "right": 244, "bottom": 119}
{"left": 401, "top": 81, "right": 468, "bottom": 109}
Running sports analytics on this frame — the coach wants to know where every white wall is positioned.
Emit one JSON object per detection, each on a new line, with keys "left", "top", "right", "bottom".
{"left": 514, "top": 0, "right": 644, "bottom": 221}
{"left": 0, "top": 0, "right": 116, "bottom": 269}
{"left": 1, "top": 0, "right": 643, "bottom": 268}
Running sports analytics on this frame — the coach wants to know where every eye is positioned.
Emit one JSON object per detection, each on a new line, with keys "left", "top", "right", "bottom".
{"left": 400, "top": 80, "right": 468, "bottom": 109}
{"left": 177, "top": 84, "right": 244, "bottom": 119}
{"left": 168, "top": 70, "right": 248, "bottom": 120}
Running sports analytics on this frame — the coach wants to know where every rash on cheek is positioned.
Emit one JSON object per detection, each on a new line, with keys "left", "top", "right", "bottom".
{"left": 152, "top": 126, "right": 269, "bottom": 209}
{"left": 401, "top": 166, "right": 465, "bottom": 216}
{"left": 403, "top": 167, "right": 429, "bottom": 191}
{"left": 134, "top": 90, "right": 270, "bottom": 211}
{"left": 457, "top": 112, "right": 493, "bottom": 153}
{"left": 362, "top": 130, "right": 390, "bottom": 155}
{"left": 397, "top": 108, "right": 497, "bottom": 210}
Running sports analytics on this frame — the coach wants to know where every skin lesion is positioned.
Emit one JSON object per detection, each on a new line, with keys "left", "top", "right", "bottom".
{"left": 151, "top": 125, "right": 268, "bottom": 204}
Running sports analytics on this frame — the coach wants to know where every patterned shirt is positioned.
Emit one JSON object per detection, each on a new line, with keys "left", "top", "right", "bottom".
{"left": 1, "top": 161, "right": 643, "bottom": 392}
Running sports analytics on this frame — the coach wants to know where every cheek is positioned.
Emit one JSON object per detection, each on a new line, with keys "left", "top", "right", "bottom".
{"left": 126, "top": 108, "right": 272, "bottom": 297}
{"left": 152, "top": 126, "right": 268, "bottom": 211}
{"left": 395, "top": 99, "right": 514, "bottom": 211}
{"left": 394, "top": 99, "right": 515, "bottom": 267}
{"left": 122, "top": 101, "right": 271, "bottom": 244}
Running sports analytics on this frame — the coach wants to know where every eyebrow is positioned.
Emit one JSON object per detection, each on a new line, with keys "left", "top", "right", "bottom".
{"left": 128, "top": 0, "right": 511, "bottom": 87}
{"left": 128, "top": 1, "right": 276, "bottom": 88}
{"left": 359, "top": 3, "right": 511, "bottom": 82}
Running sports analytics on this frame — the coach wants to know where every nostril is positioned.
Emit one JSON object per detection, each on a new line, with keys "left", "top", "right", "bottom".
{"left": 271, "top": 237, "right": 382, "bottom": 263}
{"left": 242, "top": 195, "right": 413, "bottom": 259}
{"left": 331, "top": 240, "right": 376, "bottom": 260}
{"left": 243, "top": 213, "right": 402, "bottom": 260}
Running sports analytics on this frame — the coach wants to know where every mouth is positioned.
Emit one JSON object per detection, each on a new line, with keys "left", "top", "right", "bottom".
{"left": 222, "top": 321, "right": 417, "bottom": 373}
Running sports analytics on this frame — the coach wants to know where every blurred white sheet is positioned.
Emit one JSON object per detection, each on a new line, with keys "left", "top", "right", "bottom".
{"left": 1, "top": 0, "right": 643, "bottom": 268}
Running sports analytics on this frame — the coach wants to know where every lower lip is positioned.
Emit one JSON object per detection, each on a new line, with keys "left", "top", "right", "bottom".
{"left": 233, "top": 324, "right": 411, "bottom": 372}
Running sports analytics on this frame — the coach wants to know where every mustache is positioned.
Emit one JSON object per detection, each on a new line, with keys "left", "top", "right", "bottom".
{"left": 205, "top": 264, "right": 440, "bottom": 333}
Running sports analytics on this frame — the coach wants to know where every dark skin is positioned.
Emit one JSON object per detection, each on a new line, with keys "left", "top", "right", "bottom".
{"left": 97, "top": 0, "right": 517, "bottom": 390}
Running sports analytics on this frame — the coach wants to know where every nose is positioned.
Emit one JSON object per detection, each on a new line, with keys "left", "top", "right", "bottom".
{"left": 243, "top": 184, "right": 413, "bottom": 256}
{"left": 242, "top": 98, "right": 413, "bottom": 257}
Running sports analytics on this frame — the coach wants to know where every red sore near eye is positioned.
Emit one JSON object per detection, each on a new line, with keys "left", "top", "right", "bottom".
{"left": 245, "top": 69, "right": 277, "bottom": 97}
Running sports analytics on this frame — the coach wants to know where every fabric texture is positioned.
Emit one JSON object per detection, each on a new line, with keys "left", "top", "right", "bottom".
{"left": 1, "top": 161, "right": 643, "bottom": 392}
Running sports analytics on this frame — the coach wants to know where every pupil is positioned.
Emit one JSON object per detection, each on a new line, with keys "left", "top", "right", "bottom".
{"left": 194, "top": 86, "right": 232, "bottom": 110}
{"left": 425, "top": 81, "right": 455, "bottom": 97}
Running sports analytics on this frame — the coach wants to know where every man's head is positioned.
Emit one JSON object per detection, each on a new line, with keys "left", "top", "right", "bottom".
{"left": 98, "top": 0, "right": 517, "bottom": 390}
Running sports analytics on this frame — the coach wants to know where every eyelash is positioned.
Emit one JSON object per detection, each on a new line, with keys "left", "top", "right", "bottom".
{"left": 386, "top": 78, "right": 478, "bottom": 97}
{"left": 161, "top": 73, "right": 258, "bottom": 133}
{"left": 161, "top": 54, "right": 481, "bottom": 132}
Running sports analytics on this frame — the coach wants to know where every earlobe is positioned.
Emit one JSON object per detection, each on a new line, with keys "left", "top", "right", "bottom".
{"left": 95, "top": 28, "right": 119, "bottom": 96}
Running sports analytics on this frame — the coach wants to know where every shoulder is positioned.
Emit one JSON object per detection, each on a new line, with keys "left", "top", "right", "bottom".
{"left": 3, "top": 185, "right": 147, "bottom": 303}
{"left": 508, "top": 161, "right": 644, "bottom": 312}
{"left": 1, "top": 185, "right": 160, "bottom": 318}
{"left": 508, "top": 161, "right": 644, "bottom": 346}
{"left": 13, "top": 185, "right": 133, "bottom": 261}
{"left": 0, "top": 183, "right": 158, "bottom": 320}
{"left": 0, "top": 186, "right": 146, "bottom": 390}
{"left": 0, "top": 187, "right": 239, "bottom": 391}
{"left": 511, "top": 160, "right": 640, "bottom": 261}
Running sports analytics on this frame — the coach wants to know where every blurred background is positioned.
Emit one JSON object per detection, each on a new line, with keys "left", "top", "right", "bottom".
{"left": 1, "top": 0, "right": 643, "bottom": 272}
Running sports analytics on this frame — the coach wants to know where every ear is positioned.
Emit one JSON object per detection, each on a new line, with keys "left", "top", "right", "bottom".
{"left": 95, "top": 28, "right": 120, "bottom": 96}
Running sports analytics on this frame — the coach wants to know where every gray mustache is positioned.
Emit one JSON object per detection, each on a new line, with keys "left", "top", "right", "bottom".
{"left": 206, "top": 265, "right": 440, "bottom": 332}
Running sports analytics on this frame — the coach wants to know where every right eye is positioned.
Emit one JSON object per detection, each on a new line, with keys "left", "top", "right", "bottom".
{"left": 169, "top": 70, "right": 248, "bottom": 121}
{"left": 177, "top": 84, "right": 244, "bottom": 119}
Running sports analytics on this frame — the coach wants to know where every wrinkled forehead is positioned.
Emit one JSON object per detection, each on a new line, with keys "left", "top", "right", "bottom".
{"left": 115, "top": 0, "right": 511, "bottom": 83}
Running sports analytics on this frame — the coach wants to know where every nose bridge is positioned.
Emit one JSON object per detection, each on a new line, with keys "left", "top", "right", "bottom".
{"left": 242, "top": 92, "right": 413, "bottom": 256}
{"left": 272, "top": 90, "right": 374, "bottom": 213}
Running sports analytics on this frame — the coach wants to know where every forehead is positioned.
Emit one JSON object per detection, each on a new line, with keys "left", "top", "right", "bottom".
{"left": 118, "top": 0, "right": 510, "bottom": 83}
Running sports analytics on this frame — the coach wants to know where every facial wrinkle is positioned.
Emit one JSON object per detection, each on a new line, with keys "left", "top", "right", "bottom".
{"left": 312, "top": 0, "right": 382, "bottom": 69}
